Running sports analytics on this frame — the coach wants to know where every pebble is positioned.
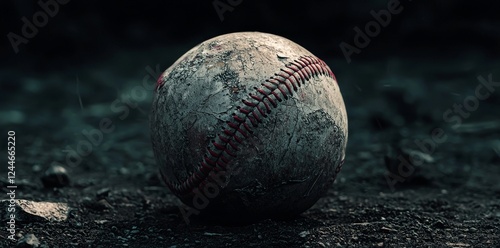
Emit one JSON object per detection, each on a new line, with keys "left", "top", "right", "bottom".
{"left": 0, "top": 200, "right": 69, "bottom": 222}
{"left": 380, "top": 226, "right": 397, "bottom": 233}
{"left": 203, "top": 232, "right": 222, "bottom": 236}
{"left": 40, "top": 165, "right": 70, "bottom": 188}
{"left": 299, "top": 231, "right": 310, "bottom": 238}
{"left": 32, "top": 164, "right": 42, "bottom": 173}
{"left": 96, "top": 188, "right": 111, "bottom": 198}
{"left": 94, "top": 220, "right": 108, "bottom": 224}
{"left": 16, "top": 233, "right": 40, "bottom": 248}
{"left": 82, "top": 198, "right": 113, "bottom": 211}
{"left": 433, "top": 219, "right": 446, "bottom": 229}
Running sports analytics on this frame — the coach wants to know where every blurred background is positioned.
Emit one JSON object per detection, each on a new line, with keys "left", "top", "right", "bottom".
{"left": 2, "top": 0, "right": 500, "bottom": 67}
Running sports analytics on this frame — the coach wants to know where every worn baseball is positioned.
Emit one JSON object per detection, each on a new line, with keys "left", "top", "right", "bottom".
{"left": 150, "top": 32, "right": 347, "bottom": 222}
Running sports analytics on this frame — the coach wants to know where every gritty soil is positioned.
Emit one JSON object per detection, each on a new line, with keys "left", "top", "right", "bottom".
{"left": 0, "top": 51, "right": 499, "bottom": 247}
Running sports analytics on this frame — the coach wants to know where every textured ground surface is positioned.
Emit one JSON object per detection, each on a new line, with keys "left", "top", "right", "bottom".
{"left": 1, "top": 48, "right": 499, "bottom": 247}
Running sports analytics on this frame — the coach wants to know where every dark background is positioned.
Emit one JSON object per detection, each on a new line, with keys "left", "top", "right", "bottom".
{"left": 2, "top": 0, "right": 500, "bottom": 68}
{"left": 1, "top": 1, "right": 499, "bottom": 247}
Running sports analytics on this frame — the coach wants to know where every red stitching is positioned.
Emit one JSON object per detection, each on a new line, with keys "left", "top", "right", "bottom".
{"left": 252, "top": 111, "right": 262, "bottom": 123}
{"left": 165, "top": 55, "right": 336, "bottom": 196}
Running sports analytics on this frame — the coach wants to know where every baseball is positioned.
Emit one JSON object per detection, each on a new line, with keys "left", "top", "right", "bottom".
{"left": 150, "top": 32, "right": 348, "bottom": 222}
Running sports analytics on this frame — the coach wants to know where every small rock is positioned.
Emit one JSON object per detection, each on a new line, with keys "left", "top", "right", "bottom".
{"left": 403, "top": 148, "right": 435, "bottom": 163}
{"left": 381, "top": 226, "right": 397, "bottom": 233}
{"left": 299, "top": 231, "right": 310, "bottom": 238}
{"left": 445, "top": 242, "right": 471, "bottom": 247}
{"left": 41, "top": 165, "right": 70, "bottom": 188}
{"left": 1, "top": 200, "right": 69, "bottom": 222}
{"left": 97, "top": 199, "right": 113, "bottom": 209}
{"left": 82, "top": 198, "right": 113, "bottom": 211}
{"left": 32, "top": 165, "right": 42, "bottom": 173}
{"left": 119, "top": 167, "right": 130, "bottom": 175}
{"left": 96, "top": 188, "right": 111, "bottom": 199}
{"left": 72, "top": 222, "right": 83, "bottom": 229}
{"left": 16, "top": 233, "right": 40, "bottom": 248}
{"left": 432, "top": 219, "right": 447, "bottom": 229}
{"left": 203, "top": 232, "right": 222, "bottom": 236}
{"left": 94, "top": 220, "right": 108, "bottom": 224}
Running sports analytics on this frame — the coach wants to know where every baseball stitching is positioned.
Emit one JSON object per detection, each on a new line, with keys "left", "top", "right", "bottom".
{"left": 163, "top": 55, "right": 338, "bottom": 196}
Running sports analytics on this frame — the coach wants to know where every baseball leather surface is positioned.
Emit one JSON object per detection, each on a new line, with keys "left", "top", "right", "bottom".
{"left": 150, "top": 32, "right": 348, "bottom": 222}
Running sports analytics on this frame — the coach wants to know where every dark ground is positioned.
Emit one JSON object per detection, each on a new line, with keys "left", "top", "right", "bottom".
{"left": 1, "top": 1, "right": 500, "bottom": 247}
